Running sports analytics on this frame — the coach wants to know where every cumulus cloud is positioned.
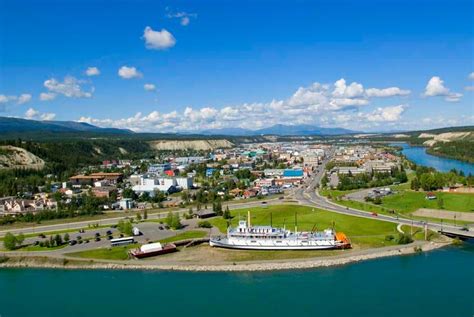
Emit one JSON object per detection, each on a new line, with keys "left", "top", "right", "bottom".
{"left": 85, "top": 67, "right": 100, "bottom": 76}
{"left": 366, "top": 87, "right": 411, "bottom": 97}
{"left": 144, "top": 83, "right": 156, "bottom": 91}
{"left": 118, "top": 66, "right": 142, "bottom": 79}
{"left": 167, "top": 11, "right": 197, "bottom": 26}
{"left": 332, "top": 79, "right": 364, "bottom": 98}
{"left": 76, "top": 78, "right": 414, "bottom": 133}
{"left": 143, "top": 27, "right": 176, "bottom": 50}
{"left": 44, "top": 76, "right": 93, "bottom": 98}
{"left": 40, "top": 92, "right": 56, "bottom": 101}
{"left": 25, "top": 108, "right": 56, "bottom": 121}
{"left": 424, "top": 76, "right": 462, "bottom": 102}
{"left": 363, "top": 105, "right": 406, "bottom": 122}
{"left": 0, "top": 93, "right": 32, "bottom": 105}
{"left": 17, "top": 94, "right": 32, "bottom": 105}
{"left": 469, "top": 72, "right": 474, "bottom": 80}
{"left": 0, "top": 95, "right": 16, "bottom": 104}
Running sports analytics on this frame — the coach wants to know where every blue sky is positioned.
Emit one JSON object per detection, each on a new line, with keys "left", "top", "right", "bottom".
{"left": 0, "top": 0, "right": 473, "bottom": 132}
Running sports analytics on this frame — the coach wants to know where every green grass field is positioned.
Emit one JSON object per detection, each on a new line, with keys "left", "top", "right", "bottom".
{"left": 66, "top": 244, "right": 138, "bottom": 260}
{"left": 159, "top": 230, "right": 207, "bottom": 243}
{"left": 381, "top": 191, "right": 474, "bottom": 213}
{"left": 209, "top": 204, "right": 400, "bottom": 248}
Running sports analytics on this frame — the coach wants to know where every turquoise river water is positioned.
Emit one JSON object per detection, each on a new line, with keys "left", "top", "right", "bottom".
{"left": 391, "top": 142, "right": 474, "bottom": 175}
{"left": 0, "top": 244, "right": 473, "bottom": 317}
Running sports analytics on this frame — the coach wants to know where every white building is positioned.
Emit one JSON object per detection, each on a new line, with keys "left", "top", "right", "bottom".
{"left": 132, "top": 175, "right": 193, "bottom": 194}
{"left": 175, "top": 177, "right": 193, "bottom": 190}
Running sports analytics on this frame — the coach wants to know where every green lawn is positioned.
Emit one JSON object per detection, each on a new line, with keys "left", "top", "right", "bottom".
{"left": 159, "top": 230, "right": 207, "bottom": 243}
{"left": 209, "top": 204, "right": 400, "bottom": 248}
{"left": 381, "top": 191, "right": 474, "bottom": 214}
{"left": 66, "top": 244, "right": 138, "bottom": 260}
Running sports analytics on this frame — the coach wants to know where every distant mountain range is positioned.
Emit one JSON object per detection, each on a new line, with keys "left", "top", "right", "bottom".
{"left": 201, "top": 124, "right": 358, "bottom": 136}
{"left": 0, "top": 117, "right": 359, "bottom": 137}
{"left": 0, "top": 117, "right": 133, "bottom": 135}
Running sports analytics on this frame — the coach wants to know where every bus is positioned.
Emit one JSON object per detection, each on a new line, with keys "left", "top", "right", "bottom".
{"left": 110, "top": 236, "right": 135, "bottom": 247}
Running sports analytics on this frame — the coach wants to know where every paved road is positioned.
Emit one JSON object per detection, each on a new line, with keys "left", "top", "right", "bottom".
{"left": 292, "top": 149, "right": 473, "bottom": 238}
{"left": 0, "top": 197, "right": 286, "bottom": 237}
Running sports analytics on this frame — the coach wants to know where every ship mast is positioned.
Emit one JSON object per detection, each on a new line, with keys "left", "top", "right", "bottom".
{"left": 247, "top": 210, "right": 251, "bottom": 227}
{"left": 294, "top": 212, "right": 298, "bottom": 234}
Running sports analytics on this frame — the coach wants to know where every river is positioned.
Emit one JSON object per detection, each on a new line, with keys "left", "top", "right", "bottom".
{"left": 391, "top": 142, "right": 474, "bottom": 175}
{"left": 0, "top": 244, "right": 473, "bottom": 317}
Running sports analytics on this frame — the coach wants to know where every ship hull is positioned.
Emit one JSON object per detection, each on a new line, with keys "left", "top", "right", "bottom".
{"left": 131, "top": 244, "right": 177, "bottom": 259}
{"left": 210, "top": 238, "right": 343, "bottom": 250}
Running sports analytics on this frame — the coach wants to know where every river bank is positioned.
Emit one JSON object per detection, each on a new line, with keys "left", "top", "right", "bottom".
{"left": 0, "top": 239, "right": 450, "bottom": 272}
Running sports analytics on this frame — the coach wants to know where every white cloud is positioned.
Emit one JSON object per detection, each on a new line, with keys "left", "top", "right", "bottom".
{"left": 180, "top": 16, "right": 190, "bottom": 26}
{"left": 0, "top": 95, "right": 16, "bottom": 104}
{"left": 85, "top": 67, "right": 100, "bottom": 76}
{"left": 469, "top": 72, "right": 474, "bottom": 80}
{"left": 424, "top": 76, "right": 462, "bottom": 102}
{"left": 363, "top": 105, "right": 406, "bottom": 122}
{"left": 366, "top": 87, "right": 411, "bottom": 97}
{"left": 167, "top": 11, "right": 197, "bottom": 26}
{"left": 17, "top": 94, "right": 32, "bottom": 105}
{"left": 25, "top": 107, "right": 56, "bottom": 121}
{"left": 44, "top": 76, "right": 93, "bottom": 98}
{"left": 0, "top": 93, "right": 32, "bottom": 105}
{"left": 77, "top": 78, "right": 416, "bottom": 132}
{"left": 39, "top": 92, "right": 56, "bottom": 101}
{"left": 332, "top": 78, "right": 364, "bottom": 98}
{"left": 118, "top": 66, "right": 142, "bottom": 79}
{"left": 25, "top": 108, "right": 39, "bottom": 119}
{"left": 143, "top": 27, "right": 176, "bottom": 50}
{"left": 40, "top": 112, "right": 56, "bottom": 120}
{"left": 144, "top": 83, "right": 156, "bottom": 91}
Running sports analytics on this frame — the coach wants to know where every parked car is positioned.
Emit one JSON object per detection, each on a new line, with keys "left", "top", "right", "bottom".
{"left": 78, "top": 229, "right": 85, "bottom": 233}
{"left": 95, "top": 237, "right": 101, "bottom": 242}
{"left": 106, "top": 230, "right": 112, "bottom": 235}
{"left": 38, "top": 233, "right": 46, "bottom": 238}
{"left": 69, "top": 240, "right": 77, "bottom": 246}
{"left": 95, "top": 232, "right": 100, "bottom": 237}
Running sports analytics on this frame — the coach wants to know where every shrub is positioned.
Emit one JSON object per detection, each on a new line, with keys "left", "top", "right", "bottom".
{"left": 198, "top": 221, "right": 212, "bottom": 228}
{"left": 397, "top": 233, "right": 414, "bottom": 245}
{"left": 385, "top": 235, "right": 394, "bottom": 241}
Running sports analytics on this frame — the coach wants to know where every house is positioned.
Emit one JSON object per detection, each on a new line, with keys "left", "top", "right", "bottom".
{"left": 206, "top": 168, "right": 216, "bottom": 177}
{"left": 119, "top": 198, "right": 134, "bottom": 210}
{"left": 91, "top": 186, "right": 117, "bottom": 198}
{"left": 229, "top": 188, "right": 243, "bottom": 197}
{"left": 254, "top": 178, "right": 275, "bottom": 188}
{"left": 283, "top": 169, "right": 304, "bottom": 178}
{"left": 243, "top": 188, "right": 259, "bottom": 198}
{"left": 69, "top": 172, "right": 123, "bottom": 185}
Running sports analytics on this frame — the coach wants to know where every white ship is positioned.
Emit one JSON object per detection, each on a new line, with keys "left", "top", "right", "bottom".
{"left": 210, "top": 211, "right": 351, "bottom": 250}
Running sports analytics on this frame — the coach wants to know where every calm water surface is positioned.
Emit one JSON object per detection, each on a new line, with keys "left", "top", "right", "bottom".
{"left": 391, "top": 142, "right": 474, "bottom": 175}
{"left": 0, "top": 244, "right": 473, "bottom": 317}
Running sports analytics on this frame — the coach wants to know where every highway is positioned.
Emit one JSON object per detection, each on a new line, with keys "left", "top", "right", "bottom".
{"left": 292, "top": 149, "right": 473, "bottom": 238}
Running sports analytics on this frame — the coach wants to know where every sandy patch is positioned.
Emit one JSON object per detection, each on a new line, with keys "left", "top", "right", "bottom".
{"left": 413, "top": 208, "right": 474, "bottom": 221}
